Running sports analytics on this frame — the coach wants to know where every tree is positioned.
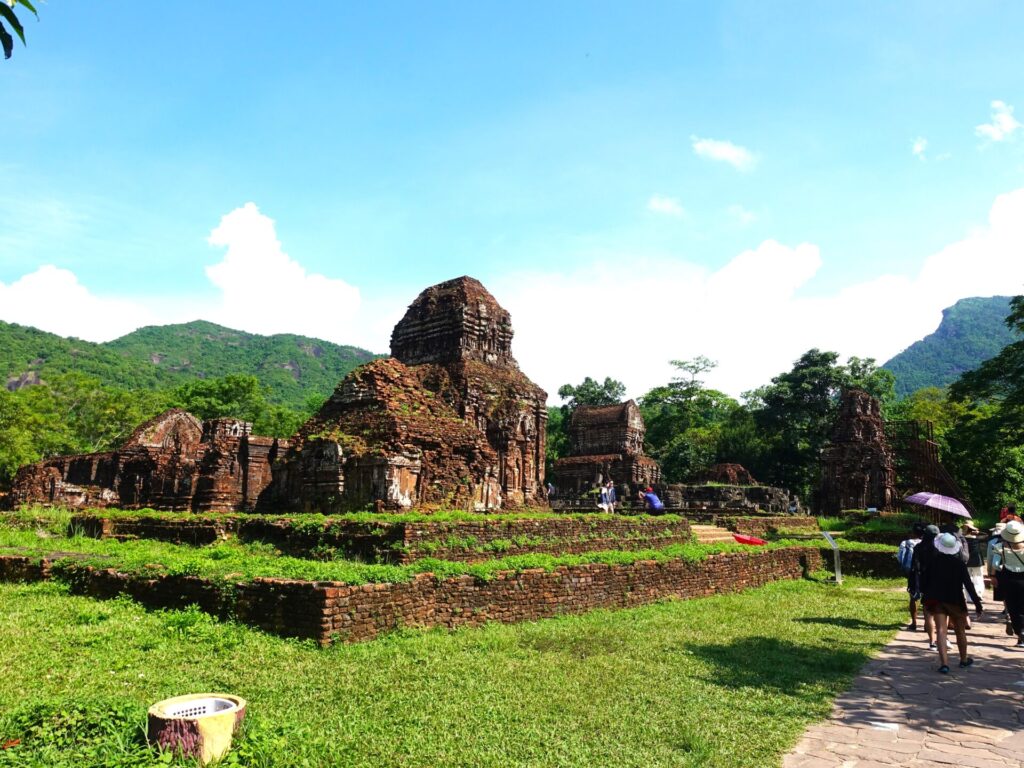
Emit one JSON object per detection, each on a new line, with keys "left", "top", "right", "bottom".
{"left": 556, "top": 377, "right": 627, "bottom": 410}
{"left": 746, "top": 349, "right": 895, "bottom": 501}
{"left": 1, "top": 1, "right": 38, "bottom": 60}
{"left": 638, "top": 357, "right": 743, "bottom": 482}
{"left": 0, "top": 373, "right": 169, "bottom": 489}
{"left": 166, "top": 374, "right": 303, "bottom": 437}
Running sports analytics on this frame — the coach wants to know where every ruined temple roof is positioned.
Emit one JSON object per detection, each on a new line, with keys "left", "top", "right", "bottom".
{"left": 291, "top": 358, "right": 498, "bottom": 465}
{"left": 390, "top": 276, "right": 516, "bottom": 367}
{"left": 121, "top": 409, "right": 203, "bottom": 450}
{"left": 570, "top": 401, "right": 637, "bottom": 427}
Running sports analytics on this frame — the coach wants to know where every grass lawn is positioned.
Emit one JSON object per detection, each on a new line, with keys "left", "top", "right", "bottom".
{"left": 0, "top": 576, "right": 904, "bottom": 768}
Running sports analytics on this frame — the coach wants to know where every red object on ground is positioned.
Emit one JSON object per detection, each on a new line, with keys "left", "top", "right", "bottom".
{"left": 732, "top": 533, "right": 767, "bottom": 546}
{"left": 1, "top": 739, "right": 20, "bottom": 749}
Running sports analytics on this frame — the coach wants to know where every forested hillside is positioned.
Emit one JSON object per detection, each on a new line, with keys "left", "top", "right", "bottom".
{"left": 0, "top": 320, "right": 379, "bottom": 409}
{"left": 883, "top": 296, "right": 1016, "bottom": 397}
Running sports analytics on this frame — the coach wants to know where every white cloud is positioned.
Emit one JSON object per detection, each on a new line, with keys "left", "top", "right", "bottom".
{"left": 0, "top": 202, "right": 370, "bottom": 348}
{"left": 912, "top": 136, "right": 928, "bottom": 160}
{"left": 727, "top": 204, "right": 758, "bottom": 226}
{"left": 4, "top": 192, "right": 1024, "bottom": 406}
{"left": 204, "top": 202, "right": 362, "bottom": 338}
{"left": 691, "top": 136, "right": 757, "bottom": 171}
{"left": 647, "top": 194, "right": 685, "bottom": 217}
{"left": 0, "top": 265, "right": 161, "bottom": 340}
{"left": 496, "top": 188, "right": 1024, "bottom": 400}
{"left": 975, "top": 100, "right": 1021, "bottom": 142}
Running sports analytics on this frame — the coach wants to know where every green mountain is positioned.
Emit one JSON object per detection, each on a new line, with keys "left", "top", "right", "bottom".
{"left": 883, "top": 296, "right": 1017, "bottom": 397}
{"left": 0, "top": 319, "right": 380, "bottom": 409}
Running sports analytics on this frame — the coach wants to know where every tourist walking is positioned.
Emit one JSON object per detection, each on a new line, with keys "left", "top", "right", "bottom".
{"left": 961, "top": 522, "right": 986, "bottom": 629}
{"left": 897, "top": 522, "right": 925, "bottom": 631}
{"left": 963, "top": 523, "right": 986, "bottom": 597}
{"left": 922, "top": 532, "right": 984, "bottom": 673}
{"left": 599, "top": 480, "right": 617, "bottom": 513}
{"left": 912, "top": 524, "right": 940, "bottom": 648}
{"left": 988, "top": 519, "right": 1024, "bottom": 647}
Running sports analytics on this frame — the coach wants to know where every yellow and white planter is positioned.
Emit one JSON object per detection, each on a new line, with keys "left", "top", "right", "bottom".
{"left": 147, "top": 693, "right": 247, "bottom": 765}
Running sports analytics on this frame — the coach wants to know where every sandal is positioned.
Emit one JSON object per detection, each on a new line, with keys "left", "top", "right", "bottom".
{"left": 938, "top": 665, "right": 950, "bottom": 674}
{"left": 959, "top": 658, "right": 974, "bottom": 668}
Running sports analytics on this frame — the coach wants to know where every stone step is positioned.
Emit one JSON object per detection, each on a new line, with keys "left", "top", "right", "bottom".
{"left": 689, "top": 524, "right": 737, "bottom": 544}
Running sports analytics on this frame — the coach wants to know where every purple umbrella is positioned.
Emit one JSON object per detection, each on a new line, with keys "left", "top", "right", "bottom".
{"left": 903, "top": 492, "right": 972, "bottom": 519}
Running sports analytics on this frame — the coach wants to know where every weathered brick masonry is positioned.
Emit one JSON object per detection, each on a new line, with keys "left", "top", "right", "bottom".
{"left": 322, "top": 548, "right": 822, "bottom": 644}
{"left": 71, "top": 514, "right": 239, "bottom": 545}
{"left": 0, "top": 548, "right": 823, "bottom": 644}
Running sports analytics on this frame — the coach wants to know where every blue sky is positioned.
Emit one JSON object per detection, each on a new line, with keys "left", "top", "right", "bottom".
{"left": 2, "top": 2, "right": 1024, "bottom": 398}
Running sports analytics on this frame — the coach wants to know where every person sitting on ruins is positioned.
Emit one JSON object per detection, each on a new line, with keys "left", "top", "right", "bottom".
{"left": 922, "top": 532, "right": 983, "bottom": 673}
{"left": 639, "top": 487, "right": 665, "bottom": 512}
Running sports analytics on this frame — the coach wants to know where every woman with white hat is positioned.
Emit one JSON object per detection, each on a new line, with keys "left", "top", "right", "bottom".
{"left": 922, "top": 532, "right": 984, "bottom": 673}
{"left": 988, "top": 519, "right": 1024, "bottom": 647}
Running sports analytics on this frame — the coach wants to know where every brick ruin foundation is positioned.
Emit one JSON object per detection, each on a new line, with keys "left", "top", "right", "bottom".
{"left": 0, "top": 547, "right": 823, "bottom": 644}
{"left": 9, "top": 277, "right": 547, "bottom": 514}
{"left": 817, "top": 389, "right": 897, "bottom": 515}
{"left": 550, "top": 400, "right": 660, "bottom": 494}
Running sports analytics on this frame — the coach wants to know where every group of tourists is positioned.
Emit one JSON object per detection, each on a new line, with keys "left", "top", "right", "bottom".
{"left": 594, "top": 481, "right": 665, "bottom": 513}
{"left": 898, "top": 505, "right": 1023, "bottom": 673}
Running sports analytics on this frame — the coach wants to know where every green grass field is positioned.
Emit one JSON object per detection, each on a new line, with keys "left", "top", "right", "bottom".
{"left": 0, "top": 576, "right": 904, "bottom": 768}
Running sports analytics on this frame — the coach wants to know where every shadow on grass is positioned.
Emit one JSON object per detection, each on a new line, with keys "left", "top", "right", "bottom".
{"left": 687, "top": 636, "right": 873, "bottom": 694}
{"left": 794, "top": 616, "right": 902, "bottom": 631}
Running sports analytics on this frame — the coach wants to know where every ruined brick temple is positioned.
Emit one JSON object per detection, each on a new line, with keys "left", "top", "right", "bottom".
{"left": 10, "top": 410, "right": 283, "bottom": 512}
{"left": 817, "top": 389, "right": 896, "bottom": 515}
{"left": 550, "top": 400, "right": 661, "bottom": 492}
{"left": 260, "top": 276, "right": 548, "bottom": 512}
{"left": 11, "top": 277, "right": 548, "bottom": 513}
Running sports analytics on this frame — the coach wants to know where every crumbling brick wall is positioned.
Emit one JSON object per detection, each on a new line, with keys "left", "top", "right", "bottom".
{"left": 10, "top": 410, "right": 280, "bottom": 513}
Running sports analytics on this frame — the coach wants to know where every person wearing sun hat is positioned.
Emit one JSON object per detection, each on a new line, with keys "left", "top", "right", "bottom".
{"left": 921, "top": 532, "right": 983, "bottom": 673}
{"left": 988, "top": 519, "right": 1024, "bottom": 646}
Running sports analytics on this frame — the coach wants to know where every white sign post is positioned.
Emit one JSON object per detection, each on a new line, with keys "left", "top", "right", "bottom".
{"left": 821, "top": 531, "right": 842, "bottom": 584}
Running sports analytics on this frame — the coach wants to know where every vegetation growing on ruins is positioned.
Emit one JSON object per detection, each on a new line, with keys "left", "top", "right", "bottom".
{"left": 0, "top": 576, "right": 904, "bottom": 767}
{"left": 0, "top": 524, "right": 809, "bottom": 586}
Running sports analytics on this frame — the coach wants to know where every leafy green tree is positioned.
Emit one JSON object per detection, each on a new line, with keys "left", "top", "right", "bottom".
{"left": 166, "top": 374, "right": 304, "bottom": 437}
{"left": 1, "top": 0, "right": 37, "bottom": 60}
{"left": 547, "top": 376, "right": 627, "bottom": 471}
{"left": 0, "top": 374, "right": 169, "bottom": 489}
{"left": 639, "top": 358, "right": 744, "bottom": 482}
{"left": 556, "top": 377, "right": 627, "bottom": 410}
{"left": 746, "top": 349, "right": 894, "bottom": 501}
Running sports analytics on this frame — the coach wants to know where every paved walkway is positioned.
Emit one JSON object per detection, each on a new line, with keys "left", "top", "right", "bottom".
{"left": 784, "top": 597, "right": 1024, "bottom": 768}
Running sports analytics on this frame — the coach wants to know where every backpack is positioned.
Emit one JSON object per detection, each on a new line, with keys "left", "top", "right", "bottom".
{"left": 896, "top": 539, "right": 918, "bottom": 574}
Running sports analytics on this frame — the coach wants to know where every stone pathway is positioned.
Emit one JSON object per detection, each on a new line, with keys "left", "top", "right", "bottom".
{"left": 784, "top": 601, "right": 1024, "bottom": 767}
